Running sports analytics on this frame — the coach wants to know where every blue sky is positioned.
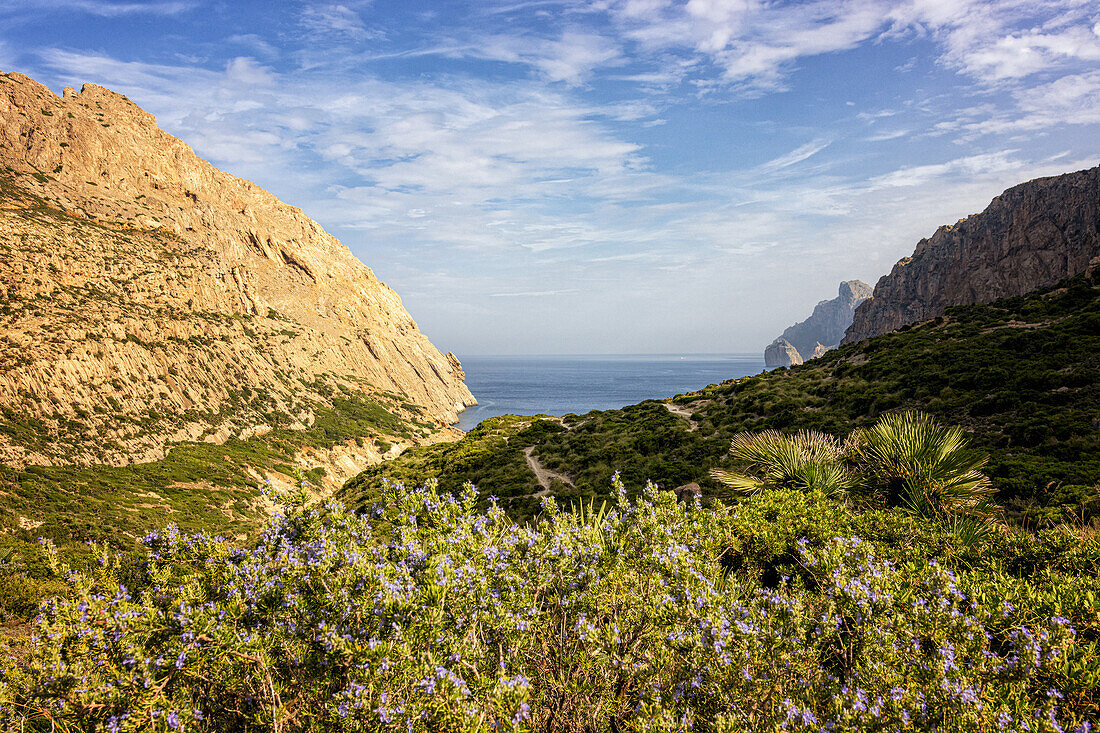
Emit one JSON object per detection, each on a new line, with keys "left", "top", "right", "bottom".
{"left": 2, "top": 1, "right": 1098, "bottom": 355}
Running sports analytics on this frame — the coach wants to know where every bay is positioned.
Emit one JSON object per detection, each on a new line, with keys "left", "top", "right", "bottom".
{"left": 454, "top": 354, "right": 765, "bottom": 431}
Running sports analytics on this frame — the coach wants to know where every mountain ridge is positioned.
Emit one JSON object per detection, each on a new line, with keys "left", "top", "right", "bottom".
{"left": 843, "top": 165, "right": 1100, "bottom": 344}
{"left": 0, "top": 70, "right": 475, "bottom": 470}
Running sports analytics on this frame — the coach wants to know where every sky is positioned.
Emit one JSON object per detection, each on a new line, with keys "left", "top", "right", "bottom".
{"left": 1, "top": 1, "right": 1098, "bottom": 356}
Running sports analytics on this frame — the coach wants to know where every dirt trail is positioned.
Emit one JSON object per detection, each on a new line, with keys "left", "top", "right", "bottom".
{"left": 663, "top": 402, "right": 699, "bottom": 430}
{"left": 524, "top": 446, "right": 576, "bottom": 498}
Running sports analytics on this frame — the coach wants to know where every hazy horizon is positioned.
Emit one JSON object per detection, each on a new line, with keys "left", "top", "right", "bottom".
{"left": 1, "top": 0, "right": 1097, "bottom": 355}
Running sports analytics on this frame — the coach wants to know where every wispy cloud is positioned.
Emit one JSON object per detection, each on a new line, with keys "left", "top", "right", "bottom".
{"left": 897, "top": 1, "right": 1100, "bottom": 81}
{"left": 226, "top": 34, "right": 279, "bottom": 60}
{"left": 865, "top": 129, "right": 908, "bottom": 142}
{"left": 867, "top": 151, "right": 1022, "bottom": 190}
{"left": 591, "top": 0, "right": 1100, "bottom": 101}
{"left": 299, "top": 2, "right": 377, "bottom": 41}
{"left": 487, "top": 289, "right": 577, "bottom": 297}
{"left": 425, "top": 29, "right": 623, "bottom": 85}
{"left": 34, "top": 47, "right": 663, "bottom": 254}
{"left": 1, "top": 0, "right": 195, "bottom": 16}
{"left": 758, "top": 140, "right": 831, "bottom": 173}
{"left": 14, "top": 0, "right": 1100, "bottom": 353}
{"left": 606, "top": 0, "right": 887, "bottom": 93}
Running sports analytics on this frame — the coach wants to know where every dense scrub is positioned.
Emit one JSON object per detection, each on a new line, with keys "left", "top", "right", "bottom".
{"left": 2, "top": 480, "right": 1098, "bottom": 731}
{"left": 342, "top": 415, "right": 566, "bottom": 518}
{"left": 340, "top": 272, "right": 1099, "bottom": 526}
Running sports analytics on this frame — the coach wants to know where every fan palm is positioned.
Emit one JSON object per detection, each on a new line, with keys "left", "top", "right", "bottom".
{"left": 709, "top": 429, "right": 856, "bottom": 500}
{"left": 848, "top": 411, "right": 997, "bottom": 521}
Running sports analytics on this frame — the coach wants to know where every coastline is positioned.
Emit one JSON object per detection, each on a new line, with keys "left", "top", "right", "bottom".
{"left": 452, "top": 353, "right": 765, "bottom": 430}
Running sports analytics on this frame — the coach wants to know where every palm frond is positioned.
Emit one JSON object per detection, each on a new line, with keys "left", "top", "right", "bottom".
{"left": 853, "top": 411, "right": 998, "bottom": 520}
{"left": 709, "top": 468, "right": 765, "bottom": 495}
{"left": 716, "top": 430, "right": 855, "bottom": 499}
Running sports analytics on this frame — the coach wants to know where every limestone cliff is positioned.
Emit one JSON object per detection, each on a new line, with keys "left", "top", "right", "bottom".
{"left": 843, "top": 166, "right": 1100, "bottom": 345}
{"left": 0, "top": 70, "right": 475, "bottom": 469}
{"left": 763, "top": 338, "right": 802, "bottom": 368}
{"left": 764, "top": 280, "right": 871, "bottom": 366}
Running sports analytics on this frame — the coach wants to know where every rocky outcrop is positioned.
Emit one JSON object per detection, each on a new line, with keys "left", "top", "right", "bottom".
{"left": 765, "top": 280, "right": 871, "bottom": 365}
{"left": 0, "top": 70, "right": 475, "bottom": 467}
{"left": 764, "top": 338, "right": 803, "bottom": 368}
{"left": 843, "top": 166, "right": 1100, "bottom": 345}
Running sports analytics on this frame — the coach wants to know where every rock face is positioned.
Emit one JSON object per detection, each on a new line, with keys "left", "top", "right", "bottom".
{"left": 764, "top": 338, "right": 803, "bottom": 368}
{"left": 843, "top": 166, "right": 1100, "bottom": 345}
{"left": 0, "top": 71, "right": 475, "bottom": 467}
{"left": 764, "top": 280, "right": 871, "bottom": 365}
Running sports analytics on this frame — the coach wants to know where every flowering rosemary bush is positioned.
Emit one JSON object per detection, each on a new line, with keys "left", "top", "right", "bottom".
{"left": 0, "top": 478, "right": 1091, "bottom": 731}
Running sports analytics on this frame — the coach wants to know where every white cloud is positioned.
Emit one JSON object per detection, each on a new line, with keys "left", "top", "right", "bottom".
{"left": 1, "top": 0, "right": 194, "bottom": 16}
{"left": 33, "top": 47, "right": 674, "bottom": 261}
{"left": 21, "top": 3, "right": 1100, "bottom": 353}
{"left": 299, "top": 3, "right": 376, "bottom": 40}
{"left": 226, "top": 34, "right": 279, "bottom": 60}
{"left": 223, "top": 57, "right": 276, "bottom": 87}
{"left": 1012, "top": 70, "right": 1100, "bottom": 127}
{"left": 758, "top": 140, "right": 831, "bottom": 172}
{"left": 431, "top": 29, "right": 623, "bottom": 85}
{"left": 883, "top": 0, "right": 1100, "bottom": 84}
{"left": 940, "top": 69, "right": 1100, "bottom": 136}
{"left": 865, "top": 129, "right": 908, "bottom": 141}
{"left": 596, "top": 0, "right": 1100, "bottom": 98}
{"left": 866, "top": 150, "right": 1022, "bottom": 189}
{"left": 952, "top": 22, "right": 1100, "bottom": 79}
{"left": 529, "top": 31, "right": 623, "bottom": 84}
{"left": 605, "top": 0, "right": 887, "bottom": 92}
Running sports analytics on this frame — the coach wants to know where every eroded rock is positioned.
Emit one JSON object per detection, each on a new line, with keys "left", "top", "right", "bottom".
{"left": 843, "top": 167, "right": 1100, "bottom": 345}
{"left": 0, "top": 70, "right": 476, "bottom": 467}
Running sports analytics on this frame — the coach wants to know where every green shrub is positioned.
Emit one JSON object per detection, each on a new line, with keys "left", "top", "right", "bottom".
{"left": 1, "top": 480, "right": 1094, "bottom": 731}
{"left": 0, "top": 571, "right": 65, "bottom": 621}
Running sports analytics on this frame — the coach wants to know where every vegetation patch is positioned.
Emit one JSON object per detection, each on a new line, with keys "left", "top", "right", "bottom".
{"left": 341, "top": 415, "right": 568, "bottom": 518}
{"left": 0, "top": 482, "right": 1096, "bottom": 730}
{"left": 0, "top": 388, "right": 425, "bottom": 624}
{"left": 342, "top": 272, "right": 1099, "bottom": 527}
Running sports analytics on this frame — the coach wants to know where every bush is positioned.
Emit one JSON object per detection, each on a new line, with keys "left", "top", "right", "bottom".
{"left": 1, "top": 479, "right": 1092, "bottom": 731}
{"left": 0, "top": 570, "right": 64, "bottom": 621}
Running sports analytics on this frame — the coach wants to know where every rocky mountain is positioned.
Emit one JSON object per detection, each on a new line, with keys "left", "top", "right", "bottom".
{"left": 843, "top": 166, "right": 1100, "bottom": 345}
{"left": 763, "top": 338, "right": 803, "bottom": 368}
{"left": 0, "top": 70, "right": 475, "bottom": 472}
{"left": 764, "top": 280, "right": 871, "bottom": 367}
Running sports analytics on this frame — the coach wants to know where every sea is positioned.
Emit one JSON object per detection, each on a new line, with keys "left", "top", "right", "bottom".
{"left": 454, "top": 354, "right": 766, "bottom": 431}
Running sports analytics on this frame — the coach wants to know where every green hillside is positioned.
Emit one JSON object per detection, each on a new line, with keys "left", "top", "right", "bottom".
{"left": 340, "top": 270, "right": 1100, "bottom": 526}
{"left": 0, "top": 387, "right": 428, "bottom": 621}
